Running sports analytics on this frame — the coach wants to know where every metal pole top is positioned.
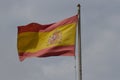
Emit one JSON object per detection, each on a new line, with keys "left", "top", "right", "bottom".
{"left": 77, "top": 4, "right": 80, "bottom": 7}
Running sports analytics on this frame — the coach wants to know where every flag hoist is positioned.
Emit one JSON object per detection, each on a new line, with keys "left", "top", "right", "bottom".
{"left": 17, "top": 3, "right": 82, "bottom": 80}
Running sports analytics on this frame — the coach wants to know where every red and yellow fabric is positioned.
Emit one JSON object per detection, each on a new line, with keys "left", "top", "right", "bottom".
{"left": 17, "top": 15, "right": 78, "bottom": 61}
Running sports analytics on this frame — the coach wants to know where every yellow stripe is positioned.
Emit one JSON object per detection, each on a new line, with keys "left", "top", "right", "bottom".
{"left": 18, "top": 23, "right": 76, "bottom": 53}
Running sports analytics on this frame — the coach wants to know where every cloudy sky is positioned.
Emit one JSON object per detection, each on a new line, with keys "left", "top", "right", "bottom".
{"left": 0, "top": 0, "right": 120, "bottom": 80}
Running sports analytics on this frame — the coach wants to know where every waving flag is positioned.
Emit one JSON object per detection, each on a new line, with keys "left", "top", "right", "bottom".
{"left": 17, "top": 15, "right": 78, "bottom": 61}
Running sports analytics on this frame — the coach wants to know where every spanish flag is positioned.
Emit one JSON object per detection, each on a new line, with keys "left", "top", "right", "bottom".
{"left": 17, "top": 15, "right": 78, "bottom": 61}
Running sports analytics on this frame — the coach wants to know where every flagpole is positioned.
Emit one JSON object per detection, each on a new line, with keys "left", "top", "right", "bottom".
{"left": 77, "top": 4, "right": 82, "bottom": 80}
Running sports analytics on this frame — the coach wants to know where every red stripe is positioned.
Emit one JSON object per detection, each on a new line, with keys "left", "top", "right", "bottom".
{"left": 18, "top": 15, "right": 78, "bottom": 34}
{"left": 19, "top": 45, "right": 75, "bottom": 61}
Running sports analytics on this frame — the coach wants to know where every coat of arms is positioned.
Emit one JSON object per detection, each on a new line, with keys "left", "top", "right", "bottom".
{"left": 48, "top": 30, "right": 62, "bottom": 45}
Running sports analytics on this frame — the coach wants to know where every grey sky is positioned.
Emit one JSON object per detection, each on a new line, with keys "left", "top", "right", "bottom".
{"left": 0, "top": 0, "right": 120, "bottom": 80}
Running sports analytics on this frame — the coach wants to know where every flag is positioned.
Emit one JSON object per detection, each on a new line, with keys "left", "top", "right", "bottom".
{"left": 17, "top": 15, "right": 78, "bottom": 61}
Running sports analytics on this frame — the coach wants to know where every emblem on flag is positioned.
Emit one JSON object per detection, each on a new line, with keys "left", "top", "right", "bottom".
{"left": 48, "top": 30, "right": 62, "bottom": 45}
